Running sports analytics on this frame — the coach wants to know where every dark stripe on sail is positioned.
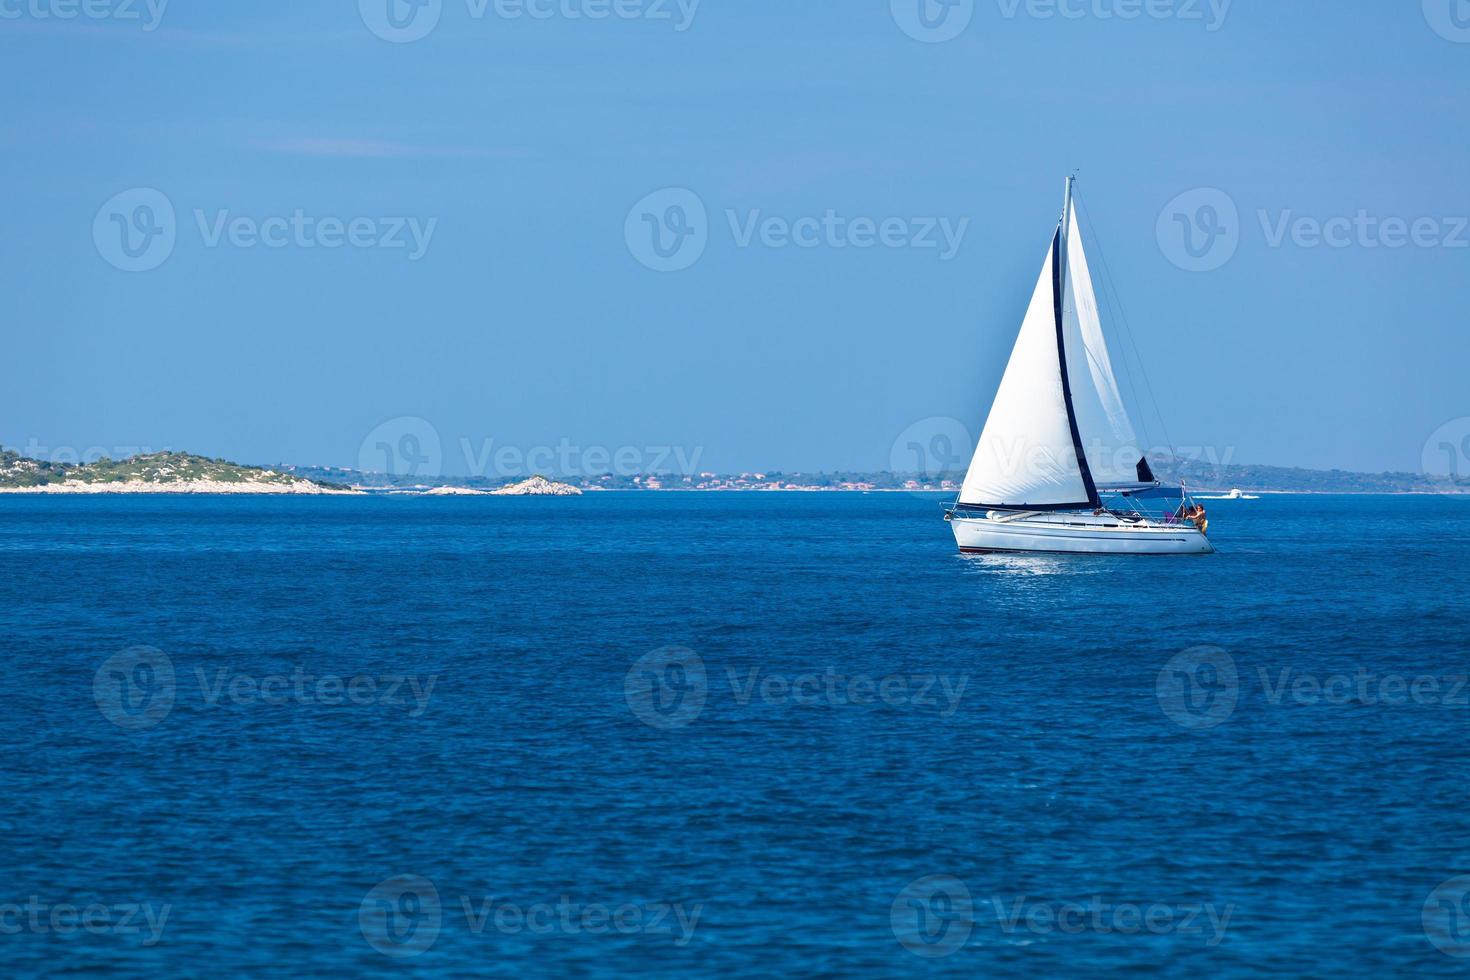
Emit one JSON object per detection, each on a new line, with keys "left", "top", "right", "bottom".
{"left": 1051, "top": 225, "right": 1100, "bottom": 509}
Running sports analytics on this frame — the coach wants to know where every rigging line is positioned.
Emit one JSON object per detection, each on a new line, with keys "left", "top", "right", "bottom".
{"left": 1076, "top": 193, "right": 1178, "bottom": 464}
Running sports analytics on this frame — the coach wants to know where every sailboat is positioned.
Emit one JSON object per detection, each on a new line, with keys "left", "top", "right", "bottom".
{"left": 946, "top": 177, "right": 1213, "bottom": 555}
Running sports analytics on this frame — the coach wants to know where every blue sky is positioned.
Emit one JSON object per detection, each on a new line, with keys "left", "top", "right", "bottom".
{"left": 2, "top": 1, "right": 1467, "bottom": 476}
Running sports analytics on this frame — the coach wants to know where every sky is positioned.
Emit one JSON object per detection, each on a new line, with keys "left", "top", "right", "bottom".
{"left": 2, "top": 1, "right": 1467, "bottom": 478}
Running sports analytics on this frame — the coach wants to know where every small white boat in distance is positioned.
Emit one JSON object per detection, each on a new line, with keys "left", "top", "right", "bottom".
{"left": 947, "top": 177, "right": 1213, "bottom": 556}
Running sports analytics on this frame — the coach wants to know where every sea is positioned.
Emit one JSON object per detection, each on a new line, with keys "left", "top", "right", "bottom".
{"left": 3, "top": 492, "right": 1469, "bottom": 977}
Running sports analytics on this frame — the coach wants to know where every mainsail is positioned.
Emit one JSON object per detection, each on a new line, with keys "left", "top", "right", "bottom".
{"left": 958, "top": 178, "right": 1150, "bottom": 509}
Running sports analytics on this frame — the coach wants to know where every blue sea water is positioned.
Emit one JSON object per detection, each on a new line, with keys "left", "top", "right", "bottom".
{"left": 3, "top": 492, "right": 1470, "bottom": 977}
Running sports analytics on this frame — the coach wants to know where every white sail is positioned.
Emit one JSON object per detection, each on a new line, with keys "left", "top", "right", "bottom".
{"left": 1061, "top": 205, "right": 1146, "bottom": 485}
{"left": 946, "top": 177, "right": 1213, "bottom": 555}
{"left": 958, "top": 237, "right": 1093, "bottom": 508}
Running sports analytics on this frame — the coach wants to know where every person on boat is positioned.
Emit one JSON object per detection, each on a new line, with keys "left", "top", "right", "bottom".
{"left": 1174, "top": 502, "right": 1209, "bottom": 533}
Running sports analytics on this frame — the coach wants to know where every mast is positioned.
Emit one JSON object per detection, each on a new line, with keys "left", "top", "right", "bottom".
{"left": 1059, "top": 174, "right": 1074, "bottom": 286}
{"left": 1050, "top": 173, "right": 1099, "bottom": 507}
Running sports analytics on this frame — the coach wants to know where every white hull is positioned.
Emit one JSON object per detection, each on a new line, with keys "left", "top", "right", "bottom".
{"left": 950, "top": 511, "right": 1213, "bottom": 555}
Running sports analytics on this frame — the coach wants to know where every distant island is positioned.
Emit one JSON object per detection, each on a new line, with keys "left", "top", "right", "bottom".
{"left": 0, "top": 450, "right": 354, "bottom": 495}
{"left": 424, "top": 476, "right": 582, "bottom": 497}
{"left": 0, "top": 450, "right": 586, "bottom": 496}
{"left": 1, "top": 448, "right": 1464, "bottom": 495}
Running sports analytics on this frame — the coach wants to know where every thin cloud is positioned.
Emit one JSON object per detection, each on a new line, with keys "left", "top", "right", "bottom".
{"left": 252, "top": 137, "right": 526, "bottom": 160}
{"left": 0, "top": 21, "right": 263, "bottom": 46}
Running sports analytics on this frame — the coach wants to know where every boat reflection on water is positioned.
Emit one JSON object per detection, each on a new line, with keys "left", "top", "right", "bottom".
{"left": 953, "top": 549, "right": 1115, "bottom": 577}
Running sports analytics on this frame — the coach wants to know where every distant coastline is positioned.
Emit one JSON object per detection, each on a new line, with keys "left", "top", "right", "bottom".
{"left": 3, "top": 448, "right": 1466, "bottom": 496}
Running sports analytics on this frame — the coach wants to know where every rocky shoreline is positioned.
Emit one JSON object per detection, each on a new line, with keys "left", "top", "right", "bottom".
{"left": 0, "top": 479, "right": 359, "bottom": 495}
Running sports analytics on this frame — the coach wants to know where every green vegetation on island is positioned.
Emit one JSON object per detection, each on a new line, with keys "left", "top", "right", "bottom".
{"left": 0, "top": 450, "right": 350, "bottom": 491}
